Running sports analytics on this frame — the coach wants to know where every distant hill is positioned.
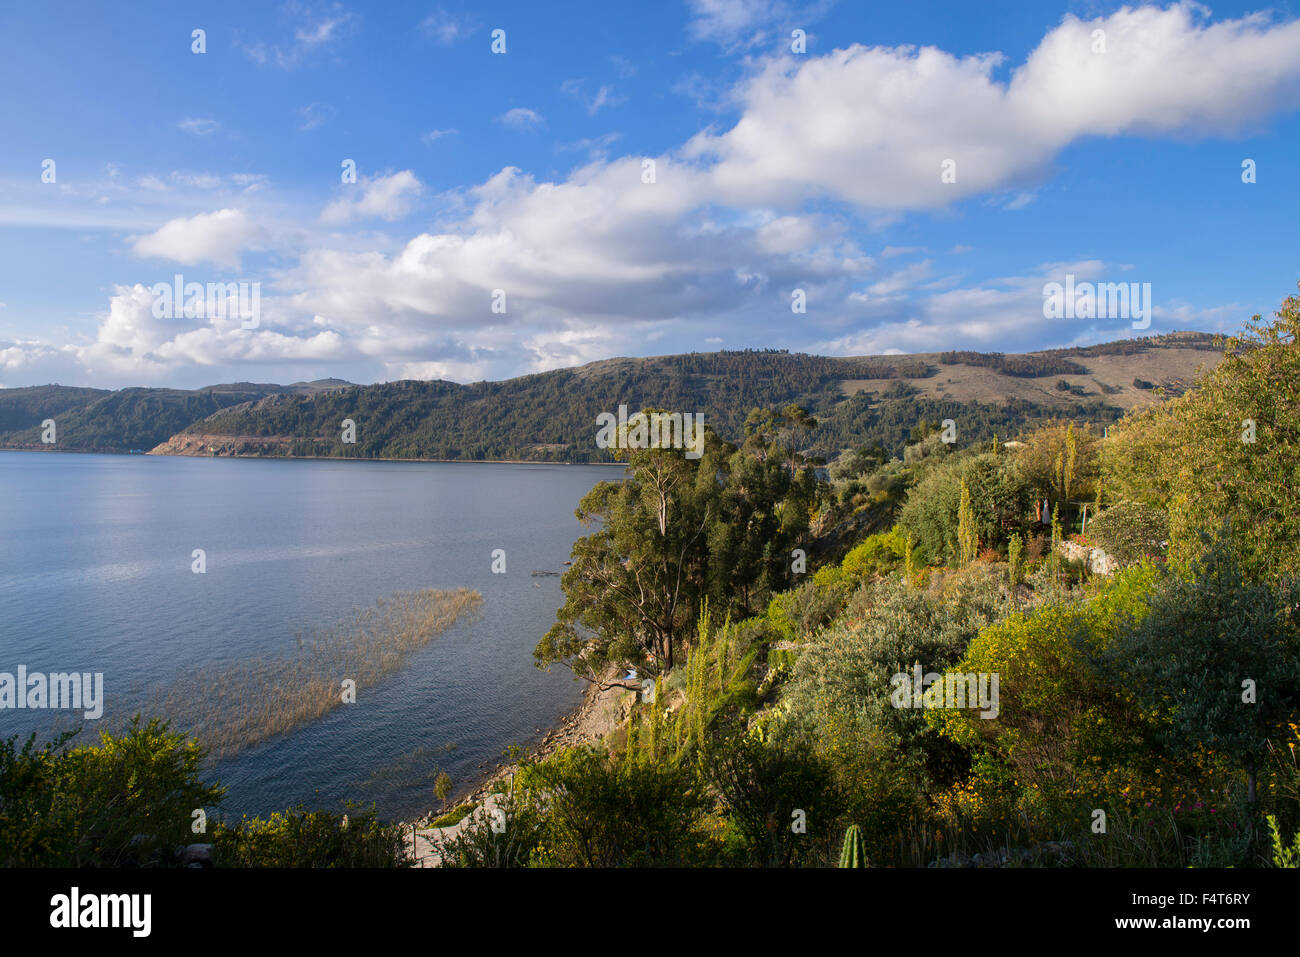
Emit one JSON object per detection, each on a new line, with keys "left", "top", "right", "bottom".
{"left": 0, "top": 385, "right": 111, "bottom": 433}
{"left": 0, "top": 334, "right": 1224, "bottom": 459}
{"left": 0, "top": 379, "right": 353, "bottom": 453}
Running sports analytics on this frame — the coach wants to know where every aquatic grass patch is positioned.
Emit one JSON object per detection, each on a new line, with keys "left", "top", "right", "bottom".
{"left": 150, "top": 588, "right": 483, "bottom": 762}
{"left": 358, "top": 742, "right": 461, "bottom": 801}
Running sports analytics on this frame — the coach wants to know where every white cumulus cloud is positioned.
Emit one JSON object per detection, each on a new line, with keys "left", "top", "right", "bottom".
{"left": 320, "top": 171, "right": 424, "bottom": 225}
{"left": 131, "top": 209, "right": 266, "bottom": 269}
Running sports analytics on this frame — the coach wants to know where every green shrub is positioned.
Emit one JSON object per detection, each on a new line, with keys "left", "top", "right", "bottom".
{"left": 841, "top": 529, "right": 908, "bottom": 580}
{"left": 773, "top": 576, "right": 1012, "bottom": 854}
{"left": 898, "top": 453, "right": 1030, "bottom": 565}
{"left": 765, "top": 579, "right": 844, "bottom": 642}
{"left": 434, "top": 791, "right": 545, "bottom": 868}
{"left": 213, "top": 803, "right": 411, "bottom": 868}
{"left": 1101, "top": 545, "right": 1300, "bottom": 807}
{"left": 1086, "top": 501, "right": 1169, "bottom": 565}
{"left": 430, "top": 802, "right": 476, "bottom": 828}
{"left": 1267, "top": 814, "right": 1300, "bottom": 868}
{"left": 702, "top": 730, "right": 844, "bottom": 867}
{"left": 932, "top": 565, "right": 1168, "bottom": 811}
{"left": 0, "top": 717, "right": 224, "bottom": 867}
{"left": 519, "top": 746, "right": 706, "bottom": 867}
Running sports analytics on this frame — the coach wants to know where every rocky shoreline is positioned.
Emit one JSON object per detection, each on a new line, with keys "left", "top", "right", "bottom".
{"left": 145, "top": 432, "right": 628, "bottom": 466}
{"left": 404, "top": 670, "right": 634, "bottom": 865}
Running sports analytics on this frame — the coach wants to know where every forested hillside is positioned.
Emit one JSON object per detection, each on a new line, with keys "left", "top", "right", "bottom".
{"left": 0, "top": 385, "right": 110, "bottom": 432}
{"left": 0, "top": 335, "right": 1220, "bottom": 459}
{"left": 0, "top": 380, "right": 351, "bottom": 453}
{"left": 141, "top": 333, "right": 1218, "bottom": 461}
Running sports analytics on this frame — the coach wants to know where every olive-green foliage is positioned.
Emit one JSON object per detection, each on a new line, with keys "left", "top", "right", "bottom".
{"left": 1102, "top": 291, "right": 1300, "bottom": 584}
{"left": 667, "top": 604, "right": 760, "bottom": 757}
{"left": 1267, "top": 814, "right": 1300, "bottom": 868}
{"left": 903, "top": 432, "right": 950, "bottom": 467}
{"left": 896, "top": 464, "right": 961, "bottom": 563}
{"left": 1085, "top": 501, "right": 1169, "bottom": 566}
{"left": 932, "top": 565, "right": 1166, "bottom": 801}
{"left": 1007, "top": 532, "right": 1023, "bottom": 585}
{"left": 433, "top": 770, "right": 452, "bottom": 806}
{"left": 537, "top": 422, "right": 811, "bottom": 680}
{"left": 702, "top": 729, "right": 844, "bottom": 867}
{"left": 434, "top": 791, "right": 546, "bottom": 868}
{"left": 826, "top": 444, "right": 917, "bottom": 515}
{"left": 957, "top": 478, "right": 978, "bottom": 566}
{"left": 826, "top": 392, "right": 1121, "bottom": 464}
{"left": 897, "top": 452, "right": 1030, "bottom": 565}
{"left": 766, "top": 578, "right": 846, "bottom": 642}
{"left": 0, "top": 717, "right": 224, "bottom": 867}
{"left": 776, "top": 574, "right": 1012, "bottom": 848}
{"left": 430, "top": 802, "right": 476, "bottom": 828}
{"left": 828, "top": 444, "right": 887, "bottom": 482}
{"left": 213, "top": 804, "right": 412, "bottom": 868}
{"left": 1101, "top": 544, "right": 1300, "bottom": 801}
{"left": 522, "top": 746, "right": 706, "bottom": 867}
{"left": 822, "top": 528, "right": 910, "bottom": 585}
{"left": 710, "top": 432, "right": 816, "bottom": 615}
{"left": 1012, "top": 420, "right": 1101, "bottom": 503}
{"left": 788, "top": 574, "right": 1011, "bottom": 755}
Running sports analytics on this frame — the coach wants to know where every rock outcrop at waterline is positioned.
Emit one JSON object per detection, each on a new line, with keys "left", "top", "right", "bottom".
{"left": 149, "top": 433, "right": 295, "bottom": 456}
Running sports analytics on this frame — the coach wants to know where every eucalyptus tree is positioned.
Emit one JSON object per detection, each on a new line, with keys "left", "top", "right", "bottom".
{"left": 536, "top": 409, "right": 815, "bottom": 683}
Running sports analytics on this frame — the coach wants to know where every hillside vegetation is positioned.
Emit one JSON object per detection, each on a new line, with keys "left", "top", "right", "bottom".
{"left": 0, "top": 380, "right": 351, "bottom": 453}
{"left": 1, "top": 332, "right": 1220, "bottom": 459}
{"left": 154, "top": 334, "right": 1221, "bottom": 462}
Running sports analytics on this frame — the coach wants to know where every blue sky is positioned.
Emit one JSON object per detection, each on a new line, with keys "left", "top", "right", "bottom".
{"left": 1, "top": 0, "right": 1298, "bottom": 389}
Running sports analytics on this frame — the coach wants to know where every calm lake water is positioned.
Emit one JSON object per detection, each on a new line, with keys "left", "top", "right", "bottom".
{"left": 0, "top": 451, "right": 614, "bottom": 820}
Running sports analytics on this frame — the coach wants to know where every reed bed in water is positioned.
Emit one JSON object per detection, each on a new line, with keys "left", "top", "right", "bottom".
{"left": 150, "top": 588, "right": 483, "bottom": 762}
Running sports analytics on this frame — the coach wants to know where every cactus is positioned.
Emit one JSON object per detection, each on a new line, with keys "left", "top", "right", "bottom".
{"left": 839, "top": 824, "right": 867, "bottom": 868}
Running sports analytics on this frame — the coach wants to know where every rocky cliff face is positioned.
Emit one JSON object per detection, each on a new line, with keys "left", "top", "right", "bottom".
{"left": 148, "top": 433, "right": 295, "bottom": 456}
{"left": 1059, "top": 539, "right": 1118, "bottom": 575}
